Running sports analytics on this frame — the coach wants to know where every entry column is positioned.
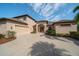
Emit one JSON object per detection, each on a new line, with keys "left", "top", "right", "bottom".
{"left": 36, "top": 24, "right": 38, "bottom": 33}
{"left": 44, "top": 24, "right": 48, "bottom": 32}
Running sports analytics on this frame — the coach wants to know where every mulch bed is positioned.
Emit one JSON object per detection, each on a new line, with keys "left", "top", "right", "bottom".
{"left": 0, "top": 37, "right": 16, "bottom": 44}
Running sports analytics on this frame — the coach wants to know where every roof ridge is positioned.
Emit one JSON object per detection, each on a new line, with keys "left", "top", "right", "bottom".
{"left": 0, "top": 18, "right": 28, "bottom": 25}
{"left": 13, "top": 14, "right": 37, "bottom": 22}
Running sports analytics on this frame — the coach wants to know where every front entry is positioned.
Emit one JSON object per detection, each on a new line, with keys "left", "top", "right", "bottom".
{"left": 38, "top": 24, "right": 45, "bottom": 32}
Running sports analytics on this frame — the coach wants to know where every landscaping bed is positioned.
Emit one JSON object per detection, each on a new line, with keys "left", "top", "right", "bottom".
{"left": 0, "top": 31, "right": 16, "bottom": 44}
{"left": 45, "top": 28, "right": 79, "bottom": 40}
{"left": 70, "top": 31, "right": 79, "bottom": 40}
{"left": 0, "top": 37, "right": 16, "bottom": 44}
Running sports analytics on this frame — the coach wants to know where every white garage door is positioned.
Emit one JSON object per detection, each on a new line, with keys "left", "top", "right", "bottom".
{"left": 15, "top": 25, "right": 29, "bottom": 36}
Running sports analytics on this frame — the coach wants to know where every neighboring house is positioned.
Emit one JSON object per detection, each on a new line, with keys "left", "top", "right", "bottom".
{"left": 52, "top": 20, "right": 77, "bottom": 35}
{"left": 0, "top": 15, "right": 48, "bottom": 36}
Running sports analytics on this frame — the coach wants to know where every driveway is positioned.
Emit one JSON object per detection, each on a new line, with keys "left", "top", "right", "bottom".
{"left": 0, "top": 33, "right": 79, "bottom": 56}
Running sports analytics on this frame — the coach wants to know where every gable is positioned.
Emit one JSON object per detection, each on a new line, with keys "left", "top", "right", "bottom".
{"left": 13, "top": 14, "right": 36, "bottom": 22}
{"left": 26, "top": 16, "right": 36, "bottom": 25}
{"left": 13, "top": 15, "right": 36, "bottom": 25}
{"left": 14, "top": 16, "right": 26, "bottom": 22}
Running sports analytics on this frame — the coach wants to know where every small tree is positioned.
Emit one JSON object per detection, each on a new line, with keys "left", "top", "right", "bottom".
{"left": 74, "top": 13, "right": 79, "bottom": 31}
{"left": 73, "top": 6, "right": 79, "bottom": 31}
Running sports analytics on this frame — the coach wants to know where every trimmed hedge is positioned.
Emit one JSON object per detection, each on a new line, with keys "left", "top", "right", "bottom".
{"left": 70, "top": 31, "right": 79, "bottom": 39}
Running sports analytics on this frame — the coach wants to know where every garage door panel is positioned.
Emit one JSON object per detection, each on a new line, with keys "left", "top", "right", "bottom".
{"left": 15, "top": 25, "right": 29, "bottom": 35}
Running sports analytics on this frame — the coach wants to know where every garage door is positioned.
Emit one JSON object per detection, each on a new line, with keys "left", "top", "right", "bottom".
{"left": 15, "top": 25, "right": 29, "bottom": 36}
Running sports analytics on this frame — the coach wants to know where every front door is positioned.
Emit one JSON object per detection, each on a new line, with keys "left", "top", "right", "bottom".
{"left": 38, "top": 24, "right": 45, "bottom": 32}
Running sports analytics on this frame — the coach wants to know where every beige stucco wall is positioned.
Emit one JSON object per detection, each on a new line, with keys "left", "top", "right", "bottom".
{"left": 14, "top": 16, "right": 36, "bottom": 33}
{"left": 6, "top": 21, "right": 15, "bottom": 31}
{"left": 16, "top": 17, "right": 24, "bottom": 22}
{"left": 12, "top": 16, "right": 36, "bottom": 34}
{"left": 6, "top": 20, "right": 29, "bottom": 36}
{"left": 70, "top": 24, "right": 77, "bottom": 32}
{"left": 55, "top": 24, "right": 77, "bottom": 34}
{"left": 25, "top": 17, "right": 36, "bottom": 33}
{"left": 0, "top": 21, "right": 7, "bottom": 34}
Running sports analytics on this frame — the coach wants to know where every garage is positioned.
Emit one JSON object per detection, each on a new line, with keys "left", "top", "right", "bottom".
{"left": 15, "top": 25, "right": 29, "bottom": 36}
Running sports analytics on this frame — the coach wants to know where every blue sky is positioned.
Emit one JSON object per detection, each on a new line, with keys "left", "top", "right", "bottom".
{"left": 0, "top": 3, "right": 79, "bottom": 22}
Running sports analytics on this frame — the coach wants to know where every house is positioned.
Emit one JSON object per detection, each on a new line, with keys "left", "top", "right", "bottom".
{"left": 0, "top": 14, "right": 77, "bottom": 36}
{"left": 0, "top": 15, "right": 48, "bottom": 36}
{"left": 52, "top": 20, "right": 77, "bottom": 35}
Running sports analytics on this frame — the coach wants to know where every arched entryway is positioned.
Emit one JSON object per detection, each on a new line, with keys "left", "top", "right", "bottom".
{"left": 38, "top": 24, "right": 45, "bottom": 32}
{"left": 33, "top": 25, "right": 36, "bottom": 32}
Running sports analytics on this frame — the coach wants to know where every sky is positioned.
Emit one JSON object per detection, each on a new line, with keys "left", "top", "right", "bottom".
{"left": 0, "top": 3, "right": 79, "bottom": 22}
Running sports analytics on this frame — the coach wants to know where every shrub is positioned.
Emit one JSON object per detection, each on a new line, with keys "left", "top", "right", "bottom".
{"left": 70, "top": 31, "right": 79, "bottom": 36}
{"left": 0, "top": 34, "right": 5, "bottom": 39}
{"left": 31, "top": 31, "right": 36, "bottom": 33}
{"left": 7, "top": 31, "right": 16, "bottom": 38}
{"left": 77, "top": 24, "right": 79, "bottom": 31}
{"left": 70, "top": 31, "right": 79, "bottom": 39}
{"left": 46, "top": 27, "right": 56, "bottom": 36}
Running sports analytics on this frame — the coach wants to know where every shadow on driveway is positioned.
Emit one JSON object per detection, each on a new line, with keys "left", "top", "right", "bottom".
{"left": 27, "top": 41, "right": 71, "bottom": 56}
{"left": 42, "top": 34, "right": 79, "bottom": 46}
{"left": 64, "top": 37, "right": 79, "bottom": 46}
{"left": 43, "top": 35, "right": 69, "bottom": 43}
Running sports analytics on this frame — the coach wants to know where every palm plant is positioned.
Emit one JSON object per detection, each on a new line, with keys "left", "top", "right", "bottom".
{"left": 73, "top": 6, "right": 79, "bottom": 13}
{"left": 73, "top": 6, "right": 79, "bottom": 31}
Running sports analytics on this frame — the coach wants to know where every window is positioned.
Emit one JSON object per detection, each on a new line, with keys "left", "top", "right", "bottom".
{"left": 60, "top": 24, "right": 71, "bottom": 26}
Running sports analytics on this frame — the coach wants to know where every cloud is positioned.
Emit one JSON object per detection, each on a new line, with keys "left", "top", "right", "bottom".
{"left": 66, "top": 8, "right": 73, "bottom": 14}
{"left": 29, "top": 3, "right": 66, "bottom": 20}
{"left": 53, "top": 3, "right": 65, "bottom": 10}
{"left": 40, "top": 3, "right": 64, "bottom": 17}
{"left": 30, "top": 3, "right": 43, "bottom": 13}
{"left": 50, "top": 15, "right": 62, "bottom": 22}
{"left": 60, "top": 7, "right": 73, "bottom": 18}
{"left": 50, "top": 7, "right": 73, "bottom": 22}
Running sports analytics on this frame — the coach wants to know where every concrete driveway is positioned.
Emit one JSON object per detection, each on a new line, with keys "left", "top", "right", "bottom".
{"left": 0, "top": 33, "right": 79, "bottom": 56}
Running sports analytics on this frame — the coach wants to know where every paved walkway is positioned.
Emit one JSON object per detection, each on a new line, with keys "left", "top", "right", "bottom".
{"left": 0, "top": 33, "right": 79, "bottom": 56}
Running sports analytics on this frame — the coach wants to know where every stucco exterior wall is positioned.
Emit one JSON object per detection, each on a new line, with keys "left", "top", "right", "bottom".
{"left": 14, "top": 17, "right": 26, "bottom": 23}
{"left": 25, "top": 17, "right": 36, "bottom": 33}
{"left": 0, "top": 21, "right": 7, "bottom": 34}
{"left": 55, "top": 23, "right": 77, "bottom": 34}
{"left": 14, "top": 16, "right": 36, "bottom": 33}
{"left": 70, "top": 24, "right": 77, "bottom": 32}
{"left": 6, "top": 21, "right": 15, "bottom": 31}
{"left": 6, "top": 20, "right": 29, "bottom": 36}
